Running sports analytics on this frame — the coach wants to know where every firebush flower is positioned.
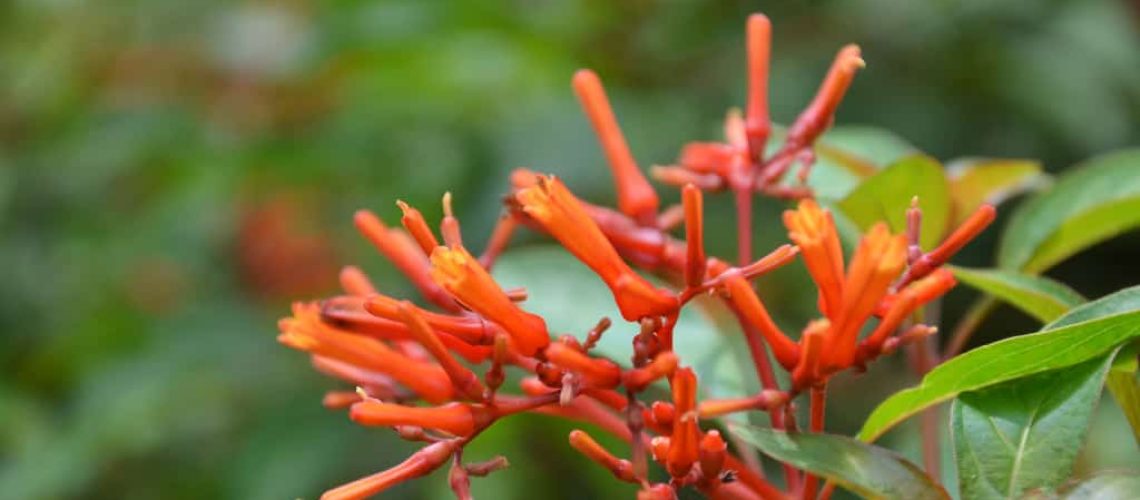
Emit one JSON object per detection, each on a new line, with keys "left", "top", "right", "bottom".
{"left": 275, "top": 12, "right": 994, "bottom": 500}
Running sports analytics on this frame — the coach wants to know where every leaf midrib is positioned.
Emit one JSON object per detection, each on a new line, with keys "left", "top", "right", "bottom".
{"left": 1006, "top": 405, "right": 1041, "bottom": 498}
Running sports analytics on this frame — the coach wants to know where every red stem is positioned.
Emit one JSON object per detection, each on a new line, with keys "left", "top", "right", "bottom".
{"left": 735, "top": 188, "right": 753, "bottom": 265}
{"left": 912, "top": 335, "right": 941, "bottom": 478}
{"left": 802, "top": 386, "right": 826, "bottom": 500}
{"left": 732, "top": 184, "right": 801, "bottom": 493}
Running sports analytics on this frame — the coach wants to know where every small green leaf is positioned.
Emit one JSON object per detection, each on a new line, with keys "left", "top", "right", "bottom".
{"left": 859, "top": 305, "right": 1140, "bottom": 442}
{"left": 951, "top": 355, "right": 1115, "bottom": 499}
{"left": 950, "top": 266, "right": 1086, "bottom": 323}
{"left": 946, "top": 158, "right": 1045, "bottom": 226}
{"left": 998, "top": 148, "right": 1140, "bottom": 273}
{"left": 731, "top": 426, "right": 949, "bottom": 500}
{"left": 1055, "top": 471, "right": 1140, "bottom": 498}
{"left": 838, "top": 155, "right": 950, "bottom": 250}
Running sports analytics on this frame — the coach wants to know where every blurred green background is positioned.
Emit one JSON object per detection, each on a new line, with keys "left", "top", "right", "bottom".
{"left": 2, "top": 1, "right": 1139, "bottom": 499}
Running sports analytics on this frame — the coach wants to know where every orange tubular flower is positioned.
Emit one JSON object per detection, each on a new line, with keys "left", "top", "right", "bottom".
{"left": 572, "top": 69, "right": 660, "bottom": 225}
{"left": 623, "top": 351, "right": 679, "bottom": 392}
{"left": 683, "top": 184, "right": 706, "bottom": 288}
{"left": 827, "top": 223, "right": 907, "bottom": 368}
{"left": 429, "top": 244, "right": 550, "bottom": 356}
{"left": 745, "top": 13, "right": 772, "bottom": 156}
{"left": 513, "top": 175, "right": 679, "bottom": 321}
{"left": 278, "top": 303, "right": 454, "bottom": 403}
{"left": 779, "top": 45, "right": 865, "bottom": 155}
{"left": 322, "top": 438, "right": 463, "bottom": 500}
{"left": 668, "top": 368, "right": 700, "bottom": 479}
{"left": 397, "top": 301, "right": 486, "bottom": 401}
{"left": 783, "top": 199, "right": 845, "bottom": 320}
{"left": 545, "top": 342, "right": 622, "bottom": 388}
{"left": 357, "top": 294, "right": 494, "bottom": 345}
{"left": 697, "top": 390, "right": 787, "bottom": 419}
{"left": 396, "top": 200, "right": 440, "bottom": 255}
{"left": 350, "top": 400, "right": 479, "bottom": 436}
{"left": 568, "top": 429, "right": 638, "bottom": 483}
{"left": 722, "top": 275, "right": 799, "bottom": 369}
{"left": 699, "top": 430, "right": 727, "bottom": 483}
{"left": 860, "top": 268, "right": 956, "bottom": 359}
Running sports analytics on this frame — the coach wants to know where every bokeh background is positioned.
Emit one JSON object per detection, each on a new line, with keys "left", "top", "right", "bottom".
{"left": 3, "top": 1, "right": 1139, "bottom": 499}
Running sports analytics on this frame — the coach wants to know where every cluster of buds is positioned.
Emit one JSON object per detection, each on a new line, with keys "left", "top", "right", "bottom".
{"left": 276, "top": 12, "right": 994, "bottom": 500}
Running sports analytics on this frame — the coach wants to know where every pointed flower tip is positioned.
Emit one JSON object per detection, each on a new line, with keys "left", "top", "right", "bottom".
{"left": 514, "top": 176, "right": 676, "bottom": 320}
{"left": 442, "top": 192, "right": 454, "bottom": 217}
{"left": 840, "top": 44, "right": 865, "bottom": 68}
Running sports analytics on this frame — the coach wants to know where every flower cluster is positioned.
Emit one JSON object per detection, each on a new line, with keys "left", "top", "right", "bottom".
{"left": 276, "top": 12, "right": 994, "bottom": 500}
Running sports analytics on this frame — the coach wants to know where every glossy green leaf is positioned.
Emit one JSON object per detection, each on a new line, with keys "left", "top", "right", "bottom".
{"left": 732, "top": 426, "right": 949, "bottom": 500}
{"left": 1055, "top": 471, "right": 1140, "bottom": 498}
{"left": 952, "top": 354, "right": 1114, "bottom": 499}
{"left": 858, "top": 308, "right": 1140, "bottom": 442}
{"left": 950, "top": 266, "right": 1086, "bottom": 323}
{"left": 838, "top": 155, "right": 951, "bottom": 250}
{"left": 1023, "top": 197, "right": 1140, "bottom": 274}
{"left": 947, "top": 158, "right": 1045, "bottom": 226}
{"left": 1044, "top": 286, "right": 1140, "bottom": 330}
{"left": 1046, "top": 290, "right": 1140, "bottom": 447}
{"left": 998, "top": 148, "right": 1140, "bottom": 273}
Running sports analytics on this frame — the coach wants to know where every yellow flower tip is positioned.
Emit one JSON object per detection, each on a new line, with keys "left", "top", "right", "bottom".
{"left": 442, "top": 192, "right": 454, "bottom": 217}
{"left": 276, "top": 330, "right": 316, "bottom": 351}
{"left": 784, "top": 198, "right": 834, "bottom": 245}
{"left": 428, "top": 245, "right": 468, "bottom": 288}
{"left": 839, "top": 44, "right": 864, "bottom": 70}
{"left": 860, "top": 223, "right": 907, "bottom": 275}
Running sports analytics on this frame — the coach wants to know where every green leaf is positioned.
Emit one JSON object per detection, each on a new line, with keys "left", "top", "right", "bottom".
{"left": 838, "top": 155, "right": 950, "bottom": 250}
{"left": 1044, "top": 286, "right": 1140, "bottom": 330}
{"left": 998, "top": 148, "right": 1140, "bottom": 273}
{"left": 1046, "top": 290, "right": 1140, "bottom": 446}
{"left": 731, "top": 426, "right": 949, "bottom": 500}
{"left": 950, "top": 266, "right": 1086, "bottom": 323}
{"left": 951, "top": 354, "right": 1114, "bottom": 499}
{"left": 1055, "top": 471, "right": 1140, "bottom": 498}
{"left": 946, "top": 158, "right": 1045, "bottom": 226}
{"left": 858, "top": 308, "right": 1140, "bottom": 442}
{"left": 1022, "top": 197, "right": 1140, "bottom": 274}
